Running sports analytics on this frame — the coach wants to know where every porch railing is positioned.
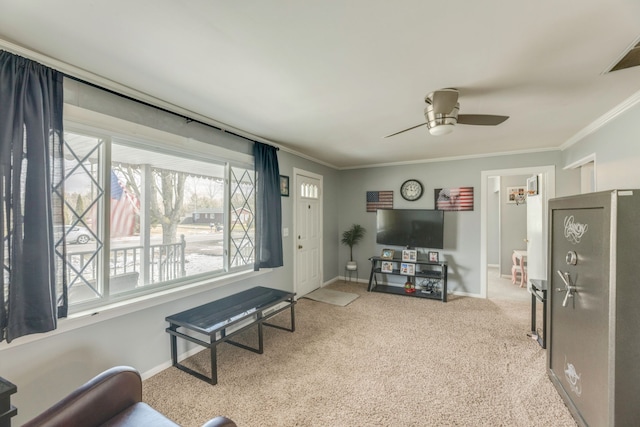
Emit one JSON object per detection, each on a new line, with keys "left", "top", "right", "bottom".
{"left": 66, "top": 235, "right": 186, "bottom": 291}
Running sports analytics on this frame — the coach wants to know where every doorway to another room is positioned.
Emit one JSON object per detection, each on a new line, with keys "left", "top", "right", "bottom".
{"left": 480, "top": 166, "right": 555, "bottom": 301}
{"left": 486, "top": 264, "right": 529, "bottom": 302}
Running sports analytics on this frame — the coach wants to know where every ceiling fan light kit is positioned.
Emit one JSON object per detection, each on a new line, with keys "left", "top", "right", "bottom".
{"left": 428, "top": 123, "right": 455, "bottom": 136}
{"left": 425, "top": 99, "right": 459, "bottom": 136}
{"left": 384, "top": 88, "right": 509, "bottom": 138}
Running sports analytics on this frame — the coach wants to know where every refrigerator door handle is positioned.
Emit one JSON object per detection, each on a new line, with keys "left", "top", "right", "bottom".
{"left": 556, "top": 270, "right": 577, "bottom": 307}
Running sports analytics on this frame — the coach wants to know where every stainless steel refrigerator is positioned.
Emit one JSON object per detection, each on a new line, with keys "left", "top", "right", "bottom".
{"left": 548, "top": 190, "right": 640, "bottom": 426}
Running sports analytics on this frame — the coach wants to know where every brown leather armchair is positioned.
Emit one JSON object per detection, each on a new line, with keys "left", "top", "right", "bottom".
{"left": 23, "top": 366, "right": 236, "bottom": 427}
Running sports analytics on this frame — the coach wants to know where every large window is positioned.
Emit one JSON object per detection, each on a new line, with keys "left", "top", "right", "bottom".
{"left": 59, "top": 124, "right": 255, "bottom": 312}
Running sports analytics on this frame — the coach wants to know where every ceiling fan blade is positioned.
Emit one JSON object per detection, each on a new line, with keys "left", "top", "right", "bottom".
{"left": 457, "top": 114, "right": 509, "bottom": 126}
{"left": 431, "top": 90, "right": 459, "bottom": 115}
{"left": 384, "top": 122, "right": 427, "bottom": 138}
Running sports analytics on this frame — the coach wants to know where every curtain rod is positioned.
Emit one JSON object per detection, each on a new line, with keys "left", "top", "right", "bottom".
{"left": 0, "top": 45, "right": 279, "bottom": 151}
{"left": 62, "top": 73, "right": 278, "bottom": 151}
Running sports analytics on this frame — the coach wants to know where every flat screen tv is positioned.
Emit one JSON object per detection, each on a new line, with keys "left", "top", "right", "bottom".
{"left": 376, "top": 209, "right": 444, "bottom": 249}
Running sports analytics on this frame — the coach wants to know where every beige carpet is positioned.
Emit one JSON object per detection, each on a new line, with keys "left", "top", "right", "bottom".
{"left": 302, "top": 287, "right": 359, "bottom": 306}
{"left": 143, "top": 281, "right": 575, "bottom": 427}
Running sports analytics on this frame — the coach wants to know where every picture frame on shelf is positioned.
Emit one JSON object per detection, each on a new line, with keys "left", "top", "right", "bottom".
{"left": 428, "top": 251, "right": 439, "bottom": 263}
{"left": 280, "top": 175, "right": 290, "bottom": 197}
{"left": 402, "top": 249, "right": 417, "bottom": 262}
{"left": 400, "top": 262, "right": 415, "bottom": 276}
{"left": 381, "top": 261, "right": 394, "bottom": 273}
{"left": 380, "top": 248, "right": 396, "bottom": 259}
{"left": 380, "top": 248, "right": 395, "bottom": 259}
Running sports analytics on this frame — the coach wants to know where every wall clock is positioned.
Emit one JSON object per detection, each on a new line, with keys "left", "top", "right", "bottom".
{"left": 400, "top": 179, "right": 423, "bottom": 201}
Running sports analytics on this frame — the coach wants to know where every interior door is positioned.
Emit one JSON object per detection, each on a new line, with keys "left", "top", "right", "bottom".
{"left": 526, "top": 193, "right": 546, "bottom": 284}
{"left": 294, "top": 171, "right": 322, "bottom": 297}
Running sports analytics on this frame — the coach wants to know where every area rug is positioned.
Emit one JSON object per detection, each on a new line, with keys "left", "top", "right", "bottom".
{"left": 302, "top": 287, "right": 359, "bottom": 306}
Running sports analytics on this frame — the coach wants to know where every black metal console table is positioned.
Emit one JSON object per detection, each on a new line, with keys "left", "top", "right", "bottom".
{"left": 368, "top": 256, "right": 448, "bottom": 302}
{"left": 166, "top": 286, "right": 295, "bottom": 385}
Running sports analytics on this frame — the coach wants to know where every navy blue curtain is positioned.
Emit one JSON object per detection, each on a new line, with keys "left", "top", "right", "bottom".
{"left": 253, "top": 142, "right": 283, "bottom": 269}
{"left": 0, "top": 51, "right": 66, "bottom": 343}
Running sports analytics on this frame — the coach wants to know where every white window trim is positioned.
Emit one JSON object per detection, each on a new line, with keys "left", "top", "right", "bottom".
{"left": 55, "top": 105, "right": 256, "bottom": 310}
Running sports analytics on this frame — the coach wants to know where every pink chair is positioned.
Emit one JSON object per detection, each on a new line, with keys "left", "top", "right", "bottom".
{"left": 511, "top": 252, "right": 527, "bottom": 287}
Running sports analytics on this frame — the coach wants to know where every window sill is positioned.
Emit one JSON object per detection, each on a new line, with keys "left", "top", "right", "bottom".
{"left": 0, "top": 268, "right": 271, "bottom": 350}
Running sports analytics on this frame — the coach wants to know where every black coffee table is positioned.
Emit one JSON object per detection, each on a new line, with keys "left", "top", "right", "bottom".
{"left": 166, "top": 286, "right": 295, "bottom": 384}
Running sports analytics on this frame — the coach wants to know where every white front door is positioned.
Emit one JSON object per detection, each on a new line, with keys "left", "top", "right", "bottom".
{"left": 294, "top": 169, "right": 322, "bottom": 297}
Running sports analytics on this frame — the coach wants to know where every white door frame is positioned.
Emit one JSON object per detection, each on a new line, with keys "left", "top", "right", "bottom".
{"left": 480, "top": 165, "right": 555, "bottom": 298}
{"left": 292, "top": 167, "right": 323, "bottom": 296}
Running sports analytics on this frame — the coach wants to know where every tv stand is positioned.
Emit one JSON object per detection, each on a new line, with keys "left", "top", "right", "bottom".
{"left": 368, "top": 256, "right": 447, "bottom": 302}
{"left": 367, "top": 256, "right": 447, "bottom": 302}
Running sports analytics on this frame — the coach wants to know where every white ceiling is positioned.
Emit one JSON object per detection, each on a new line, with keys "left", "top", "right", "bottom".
{"left": 2, "top": 0, "right": 640, "bottom": 169}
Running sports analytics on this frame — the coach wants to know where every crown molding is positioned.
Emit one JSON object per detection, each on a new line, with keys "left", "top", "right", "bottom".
{"left": 561, "top": 89, "right": 640, "bottom": 151}
{"left": 339, "top": 146, "right": 559, "bottom": 170}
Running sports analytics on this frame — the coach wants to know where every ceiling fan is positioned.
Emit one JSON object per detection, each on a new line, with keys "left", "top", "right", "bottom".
{"left": 385, "top": 88, "right": 509, "bottom": 137}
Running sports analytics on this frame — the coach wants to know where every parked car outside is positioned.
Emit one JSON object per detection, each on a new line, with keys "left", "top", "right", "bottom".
{"left": 209, "top": 222, "right": 223, "bottom": 232}
{"left": 55, "top": 225, "right": 93, "bottom": 244}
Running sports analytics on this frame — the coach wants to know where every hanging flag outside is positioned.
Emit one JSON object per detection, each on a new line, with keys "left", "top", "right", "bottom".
{"left": 110, "top": 171, "right": 139, "bottom": 237}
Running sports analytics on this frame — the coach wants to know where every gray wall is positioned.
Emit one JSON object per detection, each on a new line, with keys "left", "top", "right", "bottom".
{"left": 563, "top": 101, "right": 640, "bottom": 191}
{"left": 337, "top": 151, "right": 577, "bottom": 296}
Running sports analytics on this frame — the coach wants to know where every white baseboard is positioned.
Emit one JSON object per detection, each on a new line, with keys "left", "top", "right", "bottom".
{"left": 331, "top": 275, "right": 365, "bottom": 285}
{"left": 141, "top": 344, "right": 204, "bottom": 381}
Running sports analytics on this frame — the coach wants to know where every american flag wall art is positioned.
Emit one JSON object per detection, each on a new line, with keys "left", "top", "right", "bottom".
{"left": 366, "top": 191, "right": 393, "bottom": 212}
{"left": 434, "top": 187, "right": 474, "bottom": 211}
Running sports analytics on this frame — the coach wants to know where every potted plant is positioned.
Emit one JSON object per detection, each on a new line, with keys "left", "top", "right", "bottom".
{"left": 341, "top": 224, "right": 366, "bottom": 271}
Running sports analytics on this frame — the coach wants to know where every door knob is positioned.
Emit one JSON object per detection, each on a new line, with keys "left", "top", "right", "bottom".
{"left": 298, "top": 245, "right": 303, "bottom": 249}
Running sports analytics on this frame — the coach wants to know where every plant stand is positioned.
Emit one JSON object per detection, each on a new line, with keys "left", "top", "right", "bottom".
{"left": 345, "top": 265, "right": 358, "bottom": 282}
